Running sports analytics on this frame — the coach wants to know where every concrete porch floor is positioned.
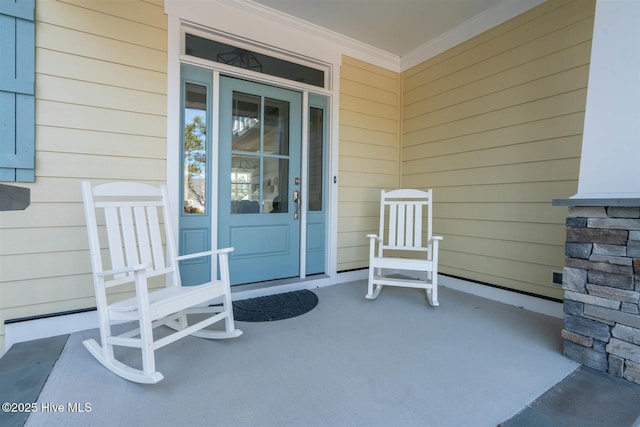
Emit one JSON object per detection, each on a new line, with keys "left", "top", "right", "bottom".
{"left": 3, "top": 280, "right": 640, "bottom": 426}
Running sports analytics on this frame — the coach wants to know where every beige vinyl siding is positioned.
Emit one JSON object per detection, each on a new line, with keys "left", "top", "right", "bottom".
{"left": 338, "top": 56, "right": 400, "bottom": 271}
{"left": 401, "top": 0, "right": 595, "bottom": 299}
{"left": 0, "top": 0, "right": 167, "bottom": 352}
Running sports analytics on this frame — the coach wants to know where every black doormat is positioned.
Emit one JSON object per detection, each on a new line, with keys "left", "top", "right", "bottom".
{"left": 233, "top": 289, "right": 318, "bottom": 322}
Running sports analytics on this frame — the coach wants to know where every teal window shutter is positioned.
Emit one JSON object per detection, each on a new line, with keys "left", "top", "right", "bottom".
{"left": 0, "top": 0, "right": 35, "bottom": 182}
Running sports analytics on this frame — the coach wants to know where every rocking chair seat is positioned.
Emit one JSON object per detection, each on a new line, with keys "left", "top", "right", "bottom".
{"left": 108, "top": 278, "right": 229, "bottom": 319}
{"left": 367, "top": 256, "right": 434, "bottom": 271}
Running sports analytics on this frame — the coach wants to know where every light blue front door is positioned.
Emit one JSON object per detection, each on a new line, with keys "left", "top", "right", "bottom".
{"left": 218, "top": 77, "right": 302, "bottom": 285}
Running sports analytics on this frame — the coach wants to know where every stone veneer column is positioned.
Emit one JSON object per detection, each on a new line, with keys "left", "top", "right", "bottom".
{"left": 552, "top": 0, "right": 640, "bottom": 386}
{"left": 561, "top": 205, "right": 640, "bottom": 384}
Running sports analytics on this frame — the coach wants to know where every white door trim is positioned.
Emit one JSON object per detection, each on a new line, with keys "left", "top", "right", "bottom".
{"left": 167, "top": 17, "right": 340, "bottom": 282}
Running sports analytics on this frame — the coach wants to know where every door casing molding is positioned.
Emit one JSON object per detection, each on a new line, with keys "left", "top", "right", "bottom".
{"left": 167, "top": 15, "right": 340, "bottom": 284}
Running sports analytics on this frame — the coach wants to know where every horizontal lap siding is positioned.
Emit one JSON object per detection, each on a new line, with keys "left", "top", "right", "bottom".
{"left": 338, "top": 56, "right": 400, "bottom": 271}
{"left": 0, "top": 0, "right": 167, "bottom": 351}
{"left": 401, "top": 0, "right": 595, "bottom": 299}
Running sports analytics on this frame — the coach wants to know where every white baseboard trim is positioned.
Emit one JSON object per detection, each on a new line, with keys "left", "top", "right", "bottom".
{"left": 375, "top": 268, "right": 563, "bottom": 318}
{"left": 4, "top": 311, "right": 99, "bottom": 355}
{"left": 439, "top": 275, "right": 563, "bottom": 319}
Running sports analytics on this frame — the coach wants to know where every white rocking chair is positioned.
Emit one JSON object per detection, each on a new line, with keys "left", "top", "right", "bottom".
{"left": 81, "top": 181, "right": 242, "bottom": 384}
{"left": 366, "top": 189, "right": 443, "bottom": 306}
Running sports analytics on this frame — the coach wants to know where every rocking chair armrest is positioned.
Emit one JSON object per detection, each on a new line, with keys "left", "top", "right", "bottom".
{"left": 214, "top": 247, "right": 235, "bottom": 254}
{"left": 176, "top": 247, "right": 234, "bottom": 262}
{"left": 97, "top": 264, "right": 149, "bottom": 277}
{"left": 366, "top": 234, "right": 382, "bottom": 242}
{"left": 430, "top": 236, "right": 443, "bottom": 251}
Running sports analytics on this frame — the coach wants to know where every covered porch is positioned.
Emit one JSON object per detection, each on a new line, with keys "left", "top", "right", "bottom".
{"left": 3, "top": 1, "right": 640, "bottom": 424}
{"left": 7, "top": 280, "right": 640, "bottom": 426}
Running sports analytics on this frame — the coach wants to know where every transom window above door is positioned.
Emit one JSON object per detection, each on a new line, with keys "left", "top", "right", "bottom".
{"left": 184, "top": 33, "right": 326, "bottom": 88}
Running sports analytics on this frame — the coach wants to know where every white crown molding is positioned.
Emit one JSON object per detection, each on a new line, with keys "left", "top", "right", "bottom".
{"left": 171, "top": 0, "right": 546, "bottom": 73}
{"left": 401, "top": 0, "right": 546, "bottom": 71}
{"left": 218, "top": 0, "right": 401, "bottom": 71}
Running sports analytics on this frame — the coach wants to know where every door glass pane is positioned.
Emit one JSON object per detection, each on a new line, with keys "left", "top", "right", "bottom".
{"left": 229, "top": 88, "right": 292, "bottom": 215}
{"left": 264, "top": 157, "right": 288, "bottom": 214}
{"left": 232, "top": 92, "right": 260, "bottom": 152}
{"left": 183, "top": 83, "right": 207, "bottom": 214}
{"left": 308, "top": 107, "right": 323, "bottom": 212}
{"left": 264, "top": 98, "right": 289, "bottom": 155}
{"left": 231, "top": 155, "right": 260, "bottom": 214}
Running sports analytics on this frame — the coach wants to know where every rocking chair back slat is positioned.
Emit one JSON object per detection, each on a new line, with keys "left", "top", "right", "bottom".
{"left": 146, "top": 207, "right": 166, "bottom": 271}
{"left": 387, "top": 203, "right": 397, "bottom": 249}
{"left": 405, "top": 203, "right": 414, "bottom": 247}
{"left": 120, "top": 206, "right": 140, "bottom": 272}
{"left": 397, "top": 203, "right": 406, "bottom": 247}
{"left": 134, "top": 206, "right": 153, "bottom": 269}
{"left": 414, "top": 204, "right": 423, "bottom": 247}
{"left": 104, "top": 207, "right": 126, "bottom": 279}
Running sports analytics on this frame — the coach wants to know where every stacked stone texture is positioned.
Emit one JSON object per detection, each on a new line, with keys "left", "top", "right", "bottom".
{"left": 562, "top": 206, "right": 640, "bottom": 385}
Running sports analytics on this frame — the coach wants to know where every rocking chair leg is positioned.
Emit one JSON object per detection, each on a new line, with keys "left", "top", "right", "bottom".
{"left": 223, "top": 293, "right": 236, "bottom": 334}
{"left": 366, "top": 283, "right": 383, "bottom": 300}
{"left": 140, "top": 324, "right": 157, "bottom": 377}
{"left": 426, "top": 281, "right": 439, "bottom": 307}
{"left": 177, "top": 313, "right": 188, "bottom": 330}
{"left": 83, "top": 339, "right": 164, "bottom": 384}
{"left": 366, "top": 266, "right": 382, "bottom": 300}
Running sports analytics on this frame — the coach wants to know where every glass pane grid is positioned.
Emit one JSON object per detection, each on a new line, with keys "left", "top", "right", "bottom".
{"left": 232, "top": 92, "right": 261, "bottom": 153}
{"left": 230, "top": 91, "right": 290, "bottom": 215}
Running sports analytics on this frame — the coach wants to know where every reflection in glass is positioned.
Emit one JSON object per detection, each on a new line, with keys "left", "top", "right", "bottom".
{"left": 264, "top": 98, "right": 289, "bottom": 155}
{"left": 183, "top": 83, "right": 207, "bottom": 214}
{"left": 264, "top": 158, "right": 288, "bottom": 214}
{"left": 232, "top": 92, "right": 260, "bottom": 152}
{"left": 229, "top": 90, "right": 292, "bottom": 215}
{"left": 308, "top": 107, "right": 324, "bottom": 212}
{"left": 231, "top": 155, "right": 260, "bottom": 213}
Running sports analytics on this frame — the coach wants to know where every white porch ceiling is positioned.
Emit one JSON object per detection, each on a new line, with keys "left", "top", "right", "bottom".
{"left": 251, "top": 0, "right": 514, "bottom": 57}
